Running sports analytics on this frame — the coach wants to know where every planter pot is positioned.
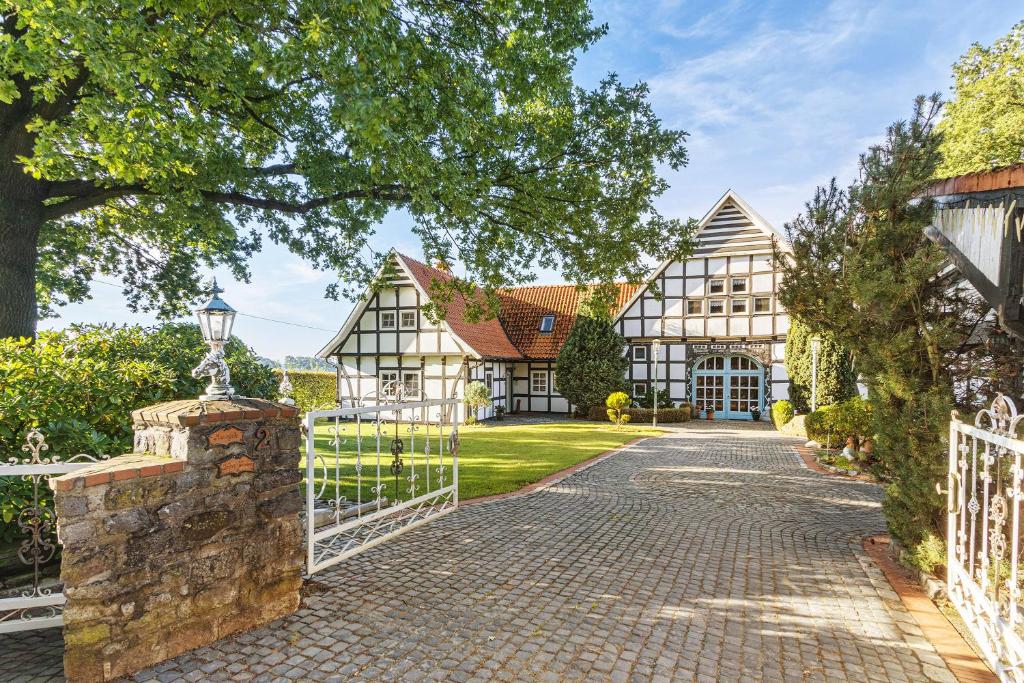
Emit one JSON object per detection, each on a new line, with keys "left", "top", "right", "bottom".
{"left": 751, "top": 409, "right": 761, "bottom": 421}
{"left": 706, "top": 411, "right": 715, "bottom": 421}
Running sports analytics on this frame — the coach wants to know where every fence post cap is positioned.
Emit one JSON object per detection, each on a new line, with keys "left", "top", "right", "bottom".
{"left": 131, "top": 398, "right": 299, "bottom": 427}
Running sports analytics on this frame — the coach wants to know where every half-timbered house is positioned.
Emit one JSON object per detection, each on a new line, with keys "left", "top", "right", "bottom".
{"left": 318, "top": 190, "right": 792, "bottom": 420}
{"left": 614, "top": 190, "right": 792, "bottom": 419}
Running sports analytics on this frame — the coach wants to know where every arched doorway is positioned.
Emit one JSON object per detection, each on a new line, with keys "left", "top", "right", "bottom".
{"left": 691, "top": 355, "right": 763, "bottom": 420}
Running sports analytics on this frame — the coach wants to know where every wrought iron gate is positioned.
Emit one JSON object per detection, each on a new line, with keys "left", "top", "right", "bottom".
{"left": 947, "top": 395, "right": 1024, "bottom": 680}
{"left": 303, "top": 385, "right": 460, "bottom": 575}
{"left": 1, "top": 430, "right": 108, "bottom": 633}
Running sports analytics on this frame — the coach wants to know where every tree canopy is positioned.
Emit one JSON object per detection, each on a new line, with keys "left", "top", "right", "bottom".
{"left": 937, "top": 20, "right": 1024, "bottom": 176}
{"left": 0, "top": 1, "right": 689, "bottom": 339}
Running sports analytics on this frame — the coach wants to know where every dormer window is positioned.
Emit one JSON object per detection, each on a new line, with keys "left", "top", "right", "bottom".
{"left": 539, "top": 315, "right": 555, "bottom": 333}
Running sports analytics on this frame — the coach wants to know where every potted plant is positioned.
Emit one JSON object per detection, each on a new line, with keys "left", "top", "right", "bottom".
{"left": 750, "top": 406, "right": 761, "bottom": 422}
{"left": 705, "top": 403, "right": 715, "bottom": 421}
{"left": 495, "top": 405, "right": 505, "bottom": 421}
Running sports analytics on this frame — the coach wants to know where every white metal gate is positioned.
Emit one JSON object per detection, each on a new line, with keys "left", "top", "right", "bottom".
{"left": 947, "top": 394, "right": 1024, "bottom": 680}
{"left": 1, "top": 430, "right": 108, "bottom": 633}
{"left": 303, "top": 385, "right": 460, "bottom": 575}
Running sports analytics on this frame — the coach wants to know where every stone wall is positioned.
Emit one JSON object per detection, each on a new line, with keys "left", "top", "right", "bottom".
{"left": 52, "top": 398, "right": 303, "bottom": 682}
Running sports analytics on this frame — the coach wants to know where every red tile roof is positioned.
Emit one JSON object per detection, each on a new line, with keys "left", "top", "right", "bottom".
{"left": 396, "top": 253, "right": 639, "bottom": 360}
{"left": 497, "top": 283, "right": 641, "bottom": 360}
{"left": 395, "top": 254, "right": 523, "bottom": 360}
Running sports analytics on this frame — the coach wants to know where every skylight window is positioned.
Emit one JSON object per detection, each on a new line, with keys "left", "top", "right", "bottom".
{"left": 539, "top": 315, "right": 555, "bottom": 333}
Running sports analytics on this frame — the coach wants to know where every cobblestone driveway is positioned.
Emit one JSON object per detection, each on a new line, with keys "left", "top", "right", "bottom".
{"left": 5, "top": 422, "right": 954, "bottom": 682}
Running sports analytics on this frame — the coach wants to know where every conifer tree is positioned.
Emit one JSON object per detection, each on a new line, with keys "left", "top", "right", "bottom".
{"left": 783, "top": 319, "right": 857, "bottom": 413}
{"left": 555, "top": 292, "right": 628, "bottom": 416}
{"left": 775, "top": 95, "right": 994, "bottom": 559}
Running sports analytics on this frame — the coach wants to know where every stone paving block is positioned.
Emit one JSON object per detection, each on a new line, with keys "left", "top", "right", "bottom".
{"left": 2, "top": 422, "right": 963, "bottom": 682}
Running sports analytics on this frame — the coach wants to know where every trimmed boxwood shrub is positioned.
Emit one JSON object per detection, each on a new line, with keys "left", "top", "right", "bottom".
{"left": 805, "top": 397, "right": 872, "bottom": 448}
{"left": 274, "top": 369, "right": 336, "bottom": 413}
{"left": 771, "top": 400, "right": 794, "bottom": 428}
{"left": 588, "top": 405, "right": 691, "bottom": 423}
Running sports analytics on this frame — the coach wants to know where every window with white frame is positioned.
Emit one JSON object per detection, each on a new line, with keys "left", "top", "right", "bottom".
{"left": 731, "top": 298, "right": 748, "bottom": 314}
{"left": 708, "top": 279, "right": 725, "bottom": 295}
{"left": 731, "top": 277, "right": 748, "bottom": 294}
{"left": 380, "top": 311, "right": 397, "bottom": 329}
{"left": 380, "top": 371, "right": 399, "bottom": 394}
{"left": 754, "top": 296, "right": 771, "bottom": 313}
{"left": 402, "top": 371, "right": 420, "bottom": 395}
{"left": 686, "top": 299, "right": 703, "bottom": 316}
{"left": 485, "top": 371, "right": 493, "bottom": 391}
{"left": 633, "top": 382, "right": 647, "bottom": 397}
{"left": 531, "top": 370, "right": 548, "bottom": 393}
{"left": 632, "top": 345, "right": 647, "bottom": 361}
{"left": 400, "top": 311, "right": 417, "bottom": 328}
{"left": 708, "top": 299, "right": 725, "bottom": 315}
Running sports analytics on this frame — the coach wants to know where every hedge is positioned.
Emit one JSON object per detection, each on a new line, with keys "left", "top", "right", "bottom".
{"left": 0, "top": 324, "right": 274, "bottom": 545}
{"left": 274, "top": 369, "right": 336, "bottom": 412}
{"left": 587, "top": 405, "right": 691, "bottom": 423}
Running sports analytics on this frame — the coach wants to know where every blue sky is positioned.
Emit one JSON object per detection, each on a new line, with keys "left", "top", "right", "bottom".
{"left": 43, "top": 1, "right": 1024, "bottom": 360}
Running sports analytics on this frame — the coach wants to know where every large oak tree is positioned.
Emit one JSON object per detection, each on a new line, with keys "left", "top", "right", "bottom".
{"left": 0, "top": 1, "right": 688, "bottom": 339}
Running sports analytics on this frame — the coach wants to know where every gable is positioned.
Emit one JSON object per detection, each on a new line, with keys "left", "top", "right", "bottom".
{"left": 317, "top": 252, "right": 523, "bottom": 360}
{"left": 397, "top": 255, "right": 523, "bottom": 359}
{"left": 692, "top": 200, "right": 775, "bottom": 257}
{"left": 614, "top": 190, "right": 783, "bottom": 323}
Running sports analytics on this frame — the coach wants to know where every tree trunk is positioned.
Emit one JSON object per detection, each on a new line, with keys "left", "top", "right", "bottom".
{"left": 0, "top": 132, "right": 43, "bottom": 340}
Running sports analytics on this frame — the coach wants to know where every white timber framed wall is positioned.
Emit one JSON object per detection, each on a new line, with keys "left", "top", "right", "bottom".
{"left": 320, "top": 253, "right": 521, "bottom": 420}
{"left": 321, "top": 257, "right": 468, "bottom": 421}
{"left": 615, "top": 191, "right": 792, "bottom": 413}
{"left": 466, "top": 359, "right": 511, "bottom": 420}
{"left": 509, "top": 361, "right": 568, "bottom": 414}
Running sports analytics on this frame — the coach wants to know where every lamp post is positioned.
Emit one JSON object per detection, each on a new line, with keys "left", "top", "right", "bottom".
{"left": 652, "top": 339, "right": 661, "bottom": 427}
{"left": 191, "top": 279, "right": 237, "bottom": 401}
{"left": 810, "top": 335, "right": 821, "bottom": 413}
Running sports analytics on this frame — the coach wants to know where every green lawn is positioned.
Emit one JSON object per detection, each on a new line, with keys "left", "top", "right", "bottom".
{"left": 302, "top": 420, "right": 662, "bottom": 503}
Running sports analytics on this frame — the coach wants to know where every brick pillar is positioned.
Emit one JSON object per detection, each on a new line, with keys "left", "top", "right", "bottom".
{"left": 52, "top": 398, "right": 303, "bottom": 682}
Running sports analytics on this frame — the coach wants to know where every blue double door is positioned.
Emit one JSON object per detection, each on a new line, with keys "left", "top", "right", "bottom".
{"left": 691, "top": 355, "right": 763, "bottom": 420}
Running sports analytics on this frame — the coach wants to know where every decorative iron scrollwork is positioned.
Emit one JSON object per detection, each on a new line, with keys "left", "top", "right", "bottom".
{"left": 2, "top": 429, "right": 108, "bottom": 633}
